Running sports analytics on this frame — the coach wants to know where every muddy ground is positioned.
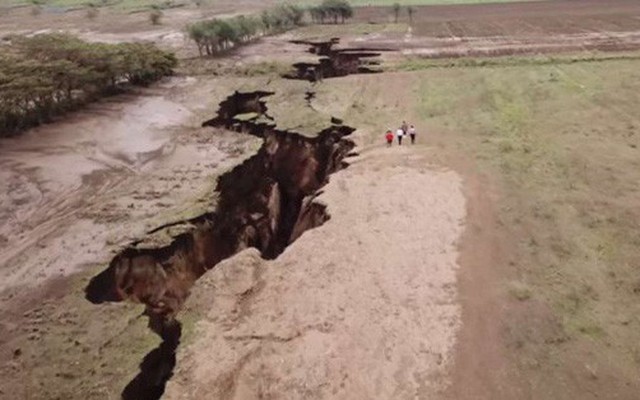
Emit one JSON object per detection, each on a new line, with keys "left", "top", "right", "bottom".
{"left": 1, "top": 0, "right": 640, "bottom": 399}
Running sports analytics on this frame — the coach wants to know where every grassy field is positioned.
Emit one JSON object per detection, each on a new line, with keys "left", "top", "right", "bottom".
{"left": 410, "top": 57, "right": 640, "bottom": 396}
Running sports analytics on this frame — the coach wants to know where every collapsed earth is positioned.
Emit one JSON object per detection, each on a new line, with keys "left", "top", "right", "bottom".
{"left": 1, "top": 0, "right": 639, "bottom": 399}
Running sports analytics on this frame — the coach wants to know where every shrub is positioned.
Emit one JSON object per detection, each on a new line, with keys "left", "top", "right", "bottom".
{"left": 150, "top": 7, "right": 163, "bottom": 25}
{"left": 0, "top": 34, "right": 177, "bottom": 135}
{"left": 187, "top": 4, "right": 305, "bottom": 57}
{"left": 308, "top": 6, "right": 326, "bottom": 24}
{"left": 317, "top": 0, "right": 353, "bottom": 24}
{"left": 86, "top": 4, "right": 99, "bottom": 20}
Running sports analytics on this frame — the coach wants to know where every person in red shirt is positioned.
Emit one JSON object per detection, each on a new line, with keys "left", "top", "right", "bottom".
{"left": 385, "top": 130, "right": 394, "bottom": 146}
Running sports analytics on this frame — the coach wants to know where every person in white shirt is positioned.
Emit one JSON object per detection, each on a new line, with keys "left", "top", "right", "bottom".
{"left": 396, "top": 127, "right": 404, "bottom": 145}
{"left": 408, "top": 125, "right": 416, "bottom": 144}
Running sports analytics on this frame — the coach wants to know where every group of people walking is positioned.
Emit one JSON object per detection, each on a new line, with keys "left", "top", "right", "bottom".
{"left": 385, "top": 121, "right": 417, "bottom": 146}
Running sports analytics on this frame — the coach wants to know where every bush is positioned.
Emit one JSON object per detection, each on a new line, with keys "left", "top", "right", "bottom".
{"left": 150, "top": 8, "right": 163, "bottom": 25}
{"left": 86, "top": 4, "right": 99, "bottom": 20}
{"left": 311, "top": 0, "right": 353, "bottom": 24}
{"left": 187, "top": 4, "right": 305, "bottom": 57}
{"left": 0, "top": 34, "right": 177, "bottom": 135}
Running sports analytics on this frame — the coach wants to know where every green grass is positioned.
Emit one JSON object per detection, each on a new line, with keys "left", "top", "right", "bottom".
{"left": 397, "top": 52, "right": 640, "bottom": 71}
{"left": 413, "top": 56, "right": 640, "bottom": 393}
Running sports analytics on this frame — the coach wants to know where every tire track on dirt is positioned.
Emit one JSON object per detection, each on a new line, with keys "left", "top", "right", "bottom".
{"left": 0, "top": 168, "right": 132, "bottom": 287}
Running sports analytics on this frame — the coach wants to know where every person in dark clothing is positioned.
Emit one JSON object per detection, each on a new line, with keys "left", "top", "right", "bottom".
{"left": 396, "top": 127, "right": 404, "bottom": 145}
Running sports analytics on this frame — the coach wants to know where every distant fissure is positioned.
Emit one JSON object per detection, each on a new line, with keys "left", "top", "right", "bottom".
{"left": 85, "top": 90, "right": 355, "bottom": 400}
{"left": 285, "top": 38, "right": 387, "bottom": 82}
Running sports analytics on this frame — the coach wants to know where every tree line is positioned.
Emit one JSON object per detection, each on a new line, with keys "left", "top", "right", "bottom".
{"left": 187, "top": 4, "right": 305, "bottom": 57}
{"left": 0, "top": 34, "right": 177, "bottom": 136}
{"left": 309, "top": 0, "right": 353, "bottom": 24}
{"left": 187, "top": 1, "right": 355, "bottom": 57}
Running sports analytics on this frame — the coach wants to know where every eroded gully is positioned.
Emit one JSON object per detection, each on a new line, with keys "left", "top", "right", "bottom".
{"left": 85, "top": 90, "right": 355, "bottom": 399}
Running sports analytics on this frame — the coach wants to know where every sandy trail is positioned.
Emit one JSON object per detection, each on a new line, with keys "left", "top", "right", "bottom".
{"left": 165, "top": 144, "right": 466, "bottom": 399}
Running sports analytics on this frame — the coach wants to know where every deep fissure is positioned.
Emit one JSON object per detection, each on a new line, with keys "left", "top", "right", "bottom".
{"left": 85, "top": 90, "right": 355, "bottom": 400}
{"left": 285, "top": 38, "right": 387, "bottom": 82}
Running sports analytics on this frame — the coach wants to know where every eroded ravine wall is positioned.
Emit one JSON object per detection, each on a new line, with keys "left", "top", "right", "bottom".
{"left": 84, "top": 90, "right": 355, "bottom": 399}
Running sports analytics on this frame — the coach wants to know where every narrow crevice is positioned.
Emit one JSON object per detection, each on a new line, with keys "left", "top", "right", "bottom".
{"left": 284, "top": 38, "right": 388, "bottom": 82}
{"left": 305, "top": 89, "right": 317, "bottom": 110}
{"left": 121, "top": 314, "right": 181, "bottom": 400}
{"left": 85, "top": 90, "right": 356, "bottom": 400}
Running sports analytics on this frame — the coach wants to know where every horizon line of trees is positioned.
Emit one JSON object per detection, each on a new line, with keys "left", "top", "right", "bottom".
{"left": 0, "top": 34, "right": 177, "bottom": 136}
{"left": 187, "top": 1, "right": 355, "bottom": 57}
{"left": 309, "top": 0, "right": 353, "bottom": 24}
{"left": 187, "top": 4, "right": 305, "bottom": 57}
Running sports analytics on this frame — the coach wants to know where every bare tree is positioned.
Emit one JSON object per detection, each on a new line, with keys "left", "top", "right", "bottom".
{"left": 392, "top": 2, "right": 401, "bottom": 23}
{"left": 407, "top": 6, "right": 415, "bottom": 24}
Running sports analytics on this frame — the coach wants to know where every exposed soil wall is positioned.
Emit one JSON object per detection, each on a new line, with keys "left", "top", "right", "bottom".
{"left": 84, "top": 90, "right": 355, "bottom": 399}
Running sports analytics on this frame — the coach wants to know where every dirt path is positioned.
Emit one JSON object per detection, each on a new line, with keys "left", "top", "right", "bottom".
{"left": 164, "top": 144, "right": 466, "bottom": 399}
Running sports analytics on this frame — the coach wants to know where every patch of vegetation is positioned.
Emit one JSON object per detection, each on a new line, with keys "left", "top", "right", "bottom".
{"left": 1, "top": 266, "right": 159, "bottom": 400}
{"left": 308, "top": 0, "right": 354, "bottom": 24}
{"left": 233, "top": 61, "right": 294, "bottom": 77}
{"left": 508, "top": 281, "right": 532, "bottom": 301}
{"left": 396, "top": 52, "right": 640, "bottom": 71}
{"left": 186, "top": 4, "right": 304, "bottom": 57}
{"left": 414, "top": 57, "right": 640, "bottom": 391}
{"left": 178, "top": 58, "right": 292, "bottom": 77}
{"left": 85, "top": 2, "right": 99, "bottom": 19}
{"left": 0, "top": 34, "right": 177, "bottom": 136}
{"left": 149, "top": 4, "right": 163, "bottom": 25}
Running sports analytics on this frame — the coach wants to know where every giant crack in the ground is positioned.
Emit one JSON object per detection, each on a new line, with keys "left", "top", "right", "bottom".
{"left": 285, "top": 38, "right": 389, "bottom": 82}
{"left": 84, "top": 89, "right": 356, "bottom": 400}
